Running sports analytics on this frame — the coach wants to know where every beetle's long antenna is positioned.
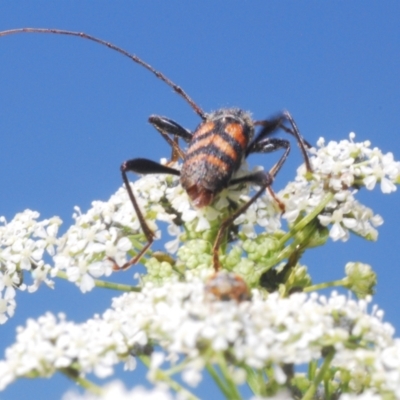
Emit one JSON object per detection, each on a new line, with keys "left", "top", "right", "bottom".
{"left": 0, "top": 28, "right": 206, "bottom": 119}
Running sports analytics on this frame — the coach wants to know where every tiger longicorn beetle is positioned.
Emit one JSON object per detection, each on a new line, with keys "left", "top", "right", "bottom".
{"left": 0, "top": 28, "right": 313, "bottom": 273}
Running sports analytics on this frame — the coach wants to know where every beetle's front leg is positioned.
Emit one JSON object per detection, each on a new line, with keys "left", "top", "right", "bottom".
{"left": 110, "top": 158, "right": 180, "bottom": 271}
{"left": 148, "top": 115, "right": 192, "bottom": 163}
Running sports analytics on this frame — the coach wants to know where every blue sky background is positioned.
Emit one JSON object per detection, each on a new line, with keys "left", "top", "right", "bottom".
{"left": 1, "top": 2, "right": 400, "bottom": 399}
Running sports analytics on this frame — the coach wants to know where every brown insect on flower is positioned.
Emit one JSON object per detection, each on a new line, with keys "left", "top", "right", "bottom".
{"left": 0, "top": 28, "right": 312, "bottom": 272}
{"left": 205, "top": 271, "right": 251, "bottom": 302}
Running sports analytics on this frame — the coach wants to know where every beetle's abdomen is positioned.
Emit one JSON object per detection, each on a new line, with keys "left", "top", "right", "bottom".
{"left": 180, "top": 109, "right": 254, "bottom": 208}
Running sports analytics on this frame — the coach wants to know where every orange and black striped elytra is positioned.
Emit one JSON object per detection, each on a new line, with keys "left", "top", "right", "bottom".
{"left": 0, "top": 28, "right": 313, "bottom": 272}
{"left": 181, "top": 109, "right": 253, "bottom": 208}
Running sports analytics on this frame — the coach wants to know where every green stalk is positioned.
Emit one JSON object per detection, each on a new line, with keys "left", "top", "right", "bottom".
{"left": 206, "top": 363, "right": 232, "bottom": 399}
{"left": 308, "top": 360, "right": 318, "bottom": 380}
{"left": 304, "top": 279, "right": 348, "bottom": 293}
{"left": 92, "top": 279, "right": 141, "bottom": 292}
{"left": 56, "top": 271, "right": 141, "bottom": 292}
{"left": 243, "top": 366, "right": 266, "bottom": 397}
{"left": 256, "top": 220, "right": 317, "bottom": 276}
{"left": 279, "top": 192, "right": 334, "bottom": 246}
{"left": 302, "top": 348, "right": 335, "bottom": 400}
{"left": 139, "top": 355, "right": 200, "bottom": 400}
{"left": 216, "top": 354, "right": 243, "bottom": 400}
{"left": 60, "top": 368, "right": 103, "bottom": 396}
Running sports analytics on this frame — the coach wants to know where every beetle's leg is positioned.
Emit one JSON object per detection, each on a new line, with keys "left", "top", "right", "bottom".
{"left": 242, "top": 137, "right": 291, "bottom": 179}
{"left": 213, "top": 139, "right": 291, "bottom": 271}
{"left": 212, "top": 171, "right": 273, "bottom": 271}
{"left": 238, "top": 137, "right": 291, "bottom": 211}
{"left": 149, "top": 115, "right": 192, "bottom": 163}
{"left": 111, "top": 158, "right": 180, "bottom": 271}
{"left": 252, "top": 111, "right": 312, "bottom": 172}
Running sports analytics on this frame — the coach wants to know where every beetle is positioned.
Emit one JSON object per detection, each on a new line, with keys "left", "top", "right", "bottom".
{"left": 205, "top": 270, "right": 251, "bottom": 302}
{"left": 0, "top": 28, "right": 312, "bottom": 272}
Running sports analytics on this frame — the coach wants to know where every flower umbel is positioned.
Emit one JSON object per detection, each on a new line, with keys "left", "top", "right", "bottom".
{"left": 0, "top": 279, "right": 398, "bottom": 398}
{"left": 0, "top": 134, "right": 399, "bottom": 399}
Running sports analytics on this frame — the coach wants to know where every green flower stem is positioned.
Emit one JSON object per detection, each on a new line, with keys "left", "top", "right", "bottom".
{"left": 304, "top": 279, "right": 348, "bottom": 293}
{"left": 215, "top": 353, "right": 243, "bottom": 400}
{"left": 279, "top": 192, "right": 334, "bottom": 246}
{"left": 243, "top": 366, "right": 267, "bottom": 397}
{"left": 277, "top": 233, "right": 310, "bottom": 261}
{"left": 93, "top": 279, "right": 141, "bottom": 292}
{"left": 254, "top": 192, "right": 335, "bottom": 278}
{"left": 56, "top": 271, "right": 141, "bottom": 292}
{"left": 302, "top": 348, "right": 335, "bottom": 400}
{"left": 130, "top": 236, "right": 148, "bottom": 250}
{"left": 206, "top": 364, "right": 233, "bottom": 399}
{"left": 256, "top": 221, "right": 316, "bottom": 276}
{"left": 308, "top": 360, "right": 318, "bottom": 380}
{"left": 60, "top": 367, "right": 103, "bottom": 396}
{"left": 139, "top": 356, "right": 199, "bottom": 400}
{"left": 156, "top": 358, "right": 198, "bottom": 378}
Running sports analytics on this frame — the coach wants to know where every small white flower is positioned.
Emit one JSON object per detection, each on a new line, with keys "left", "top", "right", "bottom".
{"left": 181, "top": 367, "right": 202, "bottom": 387}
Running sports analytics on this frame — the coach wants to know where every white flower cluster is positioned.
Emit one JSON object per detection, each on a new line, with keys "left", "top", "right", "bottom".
{"left": 52, "top": 172, "right": 179, "bottom": 292}
{"left": 0, "top": 210, "right": 61, "bottom": 323}
{"left": 61, "top": 381, "right": 294, "bottom": 400}
{"left": 62, "top": 382, "right": 387, "bottom": 400}
{"left": 0, "top": 135, "right": 400, "bottom": 312}
{"left": 54, "top": 134, "right": 399, "bottom": 284}
{"left": 0, "top": 277, "right": 398, "bottom": 396}
{"left": 0, "top": 135, "right": 398, "bottom": 316}
{"left": 277, "top": 134, "right": 400, "bottom": 241}
{"left": 62, "top": 381, "right": 175, "bottom": 400}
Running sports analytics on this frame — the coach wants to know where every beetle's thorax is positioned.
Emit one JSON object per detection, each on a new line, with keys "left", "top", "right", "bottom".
{"left": 180, "top": 108, "right": 254, "bottom": 208}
